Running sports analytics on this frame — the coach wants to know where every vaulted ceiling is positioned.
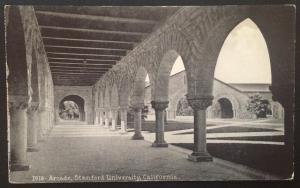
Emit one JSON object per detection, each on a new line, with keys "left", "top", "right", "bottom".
{"left": 34, "top": 6, "right": 179, "bottom": 86}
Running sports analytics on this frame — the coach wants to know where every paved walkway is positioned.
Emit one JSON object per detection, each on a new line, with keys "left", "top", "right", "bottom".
{"left": 10, "top": 124, "right": 279, "bottom": 183}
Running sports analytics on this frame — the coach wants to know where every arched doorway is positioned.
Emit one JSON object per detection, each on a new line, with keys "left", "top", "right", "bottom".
{"left": 59, "top": 95, "right": 85, "bottom": 122}
{"left": 218, "top": 98, "right": 233, "bottom": 119}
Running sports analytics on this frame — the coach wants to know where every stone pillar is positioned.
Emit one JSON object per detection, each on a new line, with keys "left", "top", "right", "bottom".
{"left": 110, "top": 109, "right": 117, "bottom": 131}
{"left": 9, "top": 98, "right": 30, "bottom": 171}
{"left": 151, "top": 101, "right": 168, "bottom": 147}
{"left": 94, "top": 109, "right": 99, "bottom": 125}
{"left": 99, "top": 109, "right": 104, "bottom": 126}
{"left": 104, "top": 110, "right": 109, "bottom": 128}
{"left": 131, "top": 103, "right": 144, "bottom": 140}
{"left": 187, "top": 96, "right": 213, "bottom": 162}
{"left": 120, "top": 107, "right": 128, "bottom": 133}
{"left": 27, "top": 103, "right": 39, "bottom": 152}
{"left": 37, "top": 107, "right": 49, "bottom": 142}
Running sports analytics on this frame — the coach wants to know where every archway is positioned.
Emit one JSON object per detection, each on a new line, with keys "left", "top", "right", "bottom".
{"left": 151, "top": 50, "right": 188, "bottom": 147}
{"left": 129, "top": 66, "right": 151, "bottom": 140}
{"left": 59, "top": 95, "right": 85, "bottom": 122}
{"left": 218, "top": 98, "right": 233, "bottom": 119}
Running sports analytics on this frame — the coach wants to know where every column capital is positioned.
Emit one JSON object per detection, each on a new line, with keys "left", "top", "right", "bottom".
{"left": 131, "top": 103, "right": 144, "bottom": 111}
{"left": 187, "top": 95, "right": 213, "bottom": 110}
{"left": 119, "top": 106, "right": 129, "bottom": 111}
{"left": 8, "top": 95, "right": 30, "bottom": 111}
{"left": 151, "top": 101, "right": 169, "bottom": 111}
{"left": 28, "top": 102, "right": 39, "bottom": 113}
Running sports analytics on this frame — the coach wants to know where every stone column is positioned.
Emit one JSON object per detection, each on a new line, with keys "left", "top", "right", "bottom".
{"left": 27, "top": 102, "right": 39, "bottom": 152}
{"left": 9, "top": 98, "right": 30, "bottom": 171}
{"left": 99, "top": 109, "right": 104, "bottom": 126}
{"left": 187, "top": 96, "right": 213, "bottom": 162}
{"left": 37, "top": 108, "right": 48, "bottom": 142}
{"left": 131, "top": 103, "right": 144, "bottom": 140}
{"left": 120, "top": 107, "right": 128, "bottom": 134}
{"left": 104, "top": 110, "right": 109, "bottom": 128}
{"left": 110, "top": 109, "right": 117, "bottom": 131}
{"left": 94, "top": 109, "right": 99, "bottom": 125}
{"left": 151, "top": 101, "right": 168, "bottom": 147}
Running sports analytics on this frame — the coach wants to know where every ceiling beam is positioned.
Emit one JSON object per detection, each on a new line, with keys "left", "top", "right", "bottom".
{"left": 49, "top": 62, "right": 114, "bottom": 68}
{"left": 35, "top": 10, "right": 159, "bottom": 25}
{"left": 50, "top": 65, "right": 110, "bottom": 70}
{"left": 45, "top": 45, "right": 129, "bottom": 52}
{"left": 48, "top": 58, "right": 116, "bottom": 65}
{"left": 52, "top": 72, "right": 103, "bottom": 75}
{"left": 43, "top": 38, "right": 134, "bottom": 50}
{"left": 45, "top": 46, "right": 126, "bottom": 56}
{"left": 50, "top": 69, "right": 107, "bottom": 73}
{"left": 43, "top": 36, "right": 136, "bottom": 45}
{"left": 47, "top": 52, "right": 122, "bottom": 61}
{"left": 40, "top": 27, "right": 142, "bottom": 43}
{"left": 40, "top": 25, "right": 148, "bottom": 36}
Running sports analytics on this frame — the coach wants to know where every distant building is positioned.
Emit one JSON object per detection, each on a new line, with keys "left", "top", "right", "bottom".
{"left": 144, "top": 70, "right": 284, "bottom": 119}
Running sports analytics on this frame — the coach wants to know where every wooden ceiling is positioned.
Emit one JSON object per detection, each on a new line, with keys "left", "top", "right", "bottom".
{"left": 34, "top": 6, "right": 179, "bottom": 86}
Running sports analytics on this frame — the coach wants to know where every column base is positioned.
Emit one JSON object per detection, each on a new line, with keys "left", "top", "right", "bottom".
{"left": 27, "top": 145, "right": 40, "bottom": 152}
{"left": 120, "top": 131, "right": 128, "bottom": 135}
{"left": 109, "top": 128, "right": 118, "bottom": 131}
{"left": 10, "top": 163, "right": 30, "bottom": 171}
{"left": 152, "top": 141, "right": 168, "bottom": 147}
{"left": 188, "top": 152, "right": 213, "bottom": 162}
{"left": 132, "top": 133, "right": 144, "bottom": 140}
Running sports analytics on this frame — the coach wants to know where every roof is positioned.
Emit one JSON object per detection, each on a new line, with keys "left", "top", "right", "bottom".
{"left": 229, "top": 83, "right": 271, "bottom": 93}
{"left": 145, "top": 70, "right": 271, "bottom": 93}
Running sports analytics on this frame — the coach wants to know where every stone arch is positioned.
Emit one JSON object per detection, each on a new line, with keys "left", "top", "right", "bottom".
{"left": 153, "top": 50, "right": 188, "bottom": 102}
{"left": 130, "top": 66, "right": 149, "bottom": 105}
{"left": 6, "top": 6, "right": 30, "bottom": 101}
{"left": 104, "top": 85, "right": 111, "bottom": 108}
{"left": 98, "top": 89, "right": 104, "bottom": 108}
{"left": 193, "top": 8, "right": 294, "bottom": 102}
{"left": 111, "top": 83, "right": 119, "bottom": 108}
{"left": 119, "top": 76, "right": 131, "bottom": 107}
{"left": 59, "top": 95, "right": 85, "bottom": 121}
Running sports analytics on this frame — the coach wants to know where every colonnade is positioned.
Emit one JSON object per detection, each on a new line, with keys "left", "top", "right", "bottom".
{"left": 9, "top": 99, "right": 55, "bottom": 171}
{"left": 93, "top": 97, "right": 213, "bottom": 161}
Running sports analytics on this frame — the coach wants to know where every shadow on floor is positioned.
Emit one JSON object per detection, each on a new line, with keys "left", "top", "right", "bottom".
{"left": 174, "top": 126, "right": 280, "bottom": 135}
{"left": 127, "top": 121, "right": 215, "bottom": 133}
{"left": 171, "top": 143, "right": 293, "bottom": 179}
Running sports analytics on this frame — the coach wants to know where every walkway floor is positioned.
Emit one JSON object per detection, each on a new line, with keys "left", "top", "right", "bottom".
{"left": 10, "top": 124, "right": 279, "bottom": 183}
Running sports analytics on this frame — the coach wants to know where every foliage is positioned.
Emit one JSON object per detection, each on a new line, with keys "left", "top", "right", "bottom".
{"left": 246, "top": 94, "right": 269, "bottom": 118}
{"left": 59, "top": 101, "right": 80, "bottom": 120}
{"left": 176, "top": 97, "right": 193, "bottom": 116}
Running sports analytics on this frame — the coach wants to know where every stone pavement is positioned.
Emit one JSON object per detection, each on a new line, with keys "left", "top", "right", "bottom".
{"left": 9, "top": 124, "right": 280, "bottom": 183}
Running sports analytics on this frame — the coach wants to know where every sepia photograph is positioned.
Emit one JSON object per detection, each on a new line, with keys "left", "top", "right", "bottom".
{"left": 4, "top": 3, "right": 295, "bottom": 183}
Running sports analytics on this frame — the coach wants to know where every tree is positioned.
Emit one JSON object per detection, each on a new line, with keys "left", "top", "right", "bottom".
{"left": 246, "top": 94, "right": 269, "bottom": 118}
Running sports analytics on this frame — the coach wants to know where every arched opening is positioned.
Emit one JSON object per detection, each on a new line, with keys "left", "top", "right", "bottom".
{"left": 128, "top": 67, "right": 149, "bottom": 127}
{"left": 215, "top": 18, "right": 271, "bottom": 84}
{"left": 214, "top": 18, "right": 279, "bottom": 120}
{"left": 154, "top": 51, "right": 188, "bottom": 122}
{"left": 59, "top": 95, "right": 85, "bottom": 122}
{"left": 218, "top": 98, "right": 233, "bottom": 119}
